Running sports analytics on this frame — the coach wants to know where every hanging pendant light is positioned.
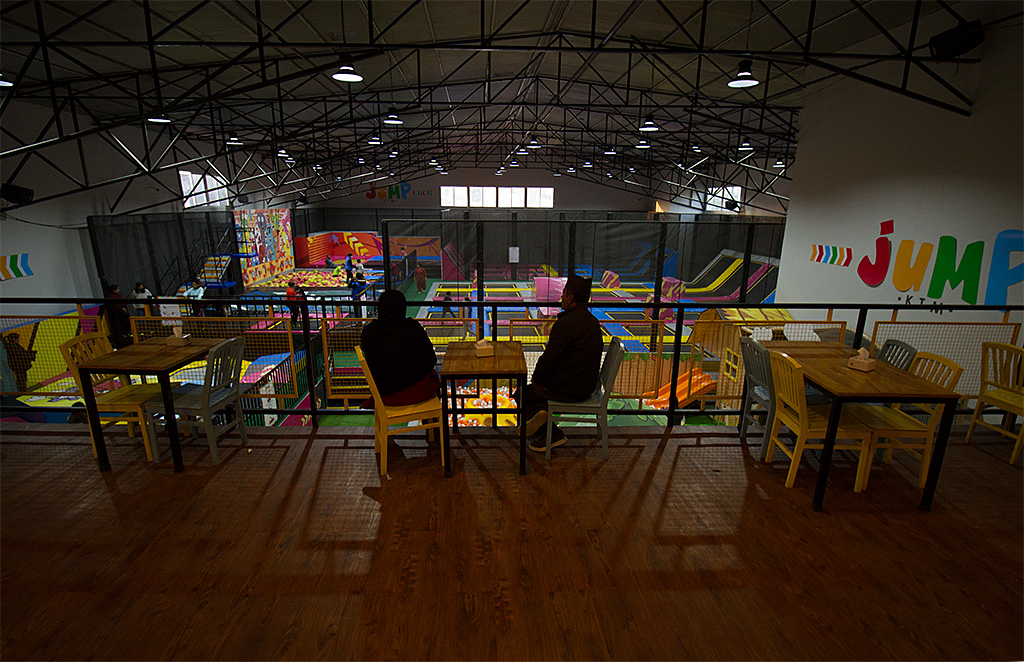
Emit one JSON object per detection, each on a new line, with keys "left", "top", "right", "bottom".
{"left": 332, "top": 65, "right": 363, "bottom": 82}
{"left": 367, "top": 134, "right": 383, "bottom": 146}
{"left": 635, "top": 139, "right": 651, "bottom": 149}
{"left": 147, "top": 114, "right": 171, "bottom": 123}
{"left": 738, "top": 137, "right": 754, "bottom": 151}
{"left": 728, "top": 59, "right": 759, "bottom": 88}
{"left": 226, "top": 135, "right": 244, "bottom": 146}
{"left": 638, "top": 114, "right": 659, "bottom": 132}
{"left": 383, "top": 107, "right": 403, "bottom": 125}
{"left": 0, "top": 73, "right": 13, "bottom": 88}
{"left": 773, "top": 158, "right": 785, "bottom": 168}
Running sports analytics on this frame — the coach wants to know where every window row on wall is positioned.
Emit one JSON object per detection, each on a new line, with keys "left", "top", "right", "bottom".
{"left": 180, "top": 170, "right": 230, "bottom": 208}
{"left": 440, "top": 186, "right": 555, "bottom": 208}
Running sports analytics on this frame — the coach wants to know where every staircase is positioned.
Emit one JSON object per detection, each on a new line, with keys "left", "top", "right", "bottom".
{"left": 175, "top": 255, "right": 232, "bottom": 295}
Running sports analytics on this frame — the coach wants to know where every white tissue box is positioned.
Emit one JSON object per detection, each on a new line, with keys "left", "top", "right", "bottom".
{"left": 847, "top": 356, "right": 875, "bottom": 372}
{"left": 474, "top": 340, "right": 494, "bottom": 357}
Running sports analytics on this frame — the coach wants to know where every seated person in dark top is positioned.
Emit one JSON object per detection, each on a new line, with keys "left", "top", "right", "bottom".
{"left": 360, "top": 289, "right": 439, "bottom": 407}
{"left": 516, "top": 274, "right": 603, "bottom": 451}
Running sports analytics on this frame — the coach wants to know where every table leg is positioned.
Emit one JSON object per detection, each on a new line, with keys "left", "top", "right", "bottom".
{"left": 518, "top": 372, "right": 527, "bottom": 475}
{"left": 812, "top": 398, "right": 843, "bottom": 511}
{"left": 160, "top": 373, "right": 185, "bottom": 473}
{"left": 919, "top": 398, "right": 957, "bottom": 511}
{"left": 441, "top": 377, "right": 452, "bottom": 478}
{"left": 80, "top": 370, "right": 111, "bottom": 471}
{"left": 491, "top": 379, "right": 498, "bottom": 429}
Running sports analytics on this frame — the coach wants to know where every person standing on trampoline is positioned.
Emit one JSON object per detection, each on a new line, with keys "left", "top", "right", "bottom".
{"left": 286, "top": 281, "right": 301, "bottom": 327}
{"left": 515, "top": 274, "right": 603, "bottom": 451}
{"left": 344, "top": 253, "right": 354, "bottom": 285}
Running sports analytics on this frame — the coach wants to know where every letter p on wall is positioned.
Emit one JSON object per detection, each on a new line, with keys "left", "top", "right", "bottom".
{"left": 985, "top": 229, "right": 1024, "bottom": 305}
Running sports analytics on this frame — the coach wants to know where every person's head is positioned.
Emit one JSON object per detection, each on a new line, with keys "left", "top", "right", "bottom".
{"left": 108, "top": 284, "right": 120, "bottom": 295}
{"left": 561, "top": 275, "right": 592, "bottom": 310}
{"left": 347, "top": 253, "right": 352, "bottom": 257}
{"left": 191, "top": 279, "right": 201, "bottom": 288}
{"left": 135, "top": 281, "right": 145, "bottom": 292}
{"left": 377, "top": 289, "right": 407, "bottom": 322}
{"left": 288, "top": 280, "right": 296, "bottom": 289}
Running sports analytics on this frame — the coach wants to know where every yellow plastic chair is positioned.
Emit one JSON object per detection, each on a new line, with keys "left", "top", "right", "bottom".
{"left": 766, "top": 351, "right": 875, "bottom": 491}
{"left": 355, "top": 346, "right": 444, "bottom": 476}
{"left": 846, "top": 352, "right": 963, "bottom": 490}
{"left": 59, "top": 332, "right": 169, "bottom": 462}
{"left": 965, "top": 342, "right": 1023, "bottom": 463}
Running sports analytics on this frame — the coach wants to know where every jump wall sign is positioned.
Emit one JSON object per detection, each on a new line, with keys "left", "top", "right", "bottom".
{"left": 0, "top": 254, "right": 33, "bottom": 281}
{"left": 813, "top": 220, "right": 1023, "bottom": 306}
{"left": 365, "top": 182, "right": 434, "bottom": 201}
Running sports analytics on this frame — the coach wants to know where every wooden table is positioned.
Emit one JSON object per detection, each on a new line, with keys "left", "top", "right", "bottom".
{"left": 764, "top": 341, "right": 961, "bottom": 512}
{"left": 439, "top": 341, "right": 529, "bottom": 476}
{"left": 78, "top": 336, "right": 222, "bottom": 473}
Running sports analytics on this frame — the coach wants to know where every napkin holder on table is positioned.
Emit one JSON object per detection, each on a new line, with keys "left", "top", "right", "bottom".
{"left": 474, "top": 339, "right": 494, "bottom": 357}
{"left": 166, "top": 327, "right": 191, "bottom": 346}
{"left": 847, "top": 347, "right": 875, "bottom": 372}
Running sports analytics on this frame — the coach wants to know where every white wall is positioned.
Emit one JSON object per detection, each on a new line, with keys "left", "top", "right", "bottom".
{"left": 0, "top": 101, "right": 183, "bottom": 315}
{"left": 777, "top": 8, "right": 1023, "bottom": 326}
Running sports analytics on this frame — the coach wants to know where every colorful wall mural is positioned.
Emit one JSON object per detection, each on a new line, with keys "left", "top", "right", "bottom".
{"left": 294, "top": 232, "right": 441, "bottom": 267}
{"left": 235, "top": 209, "right": 293, "bottom": 286}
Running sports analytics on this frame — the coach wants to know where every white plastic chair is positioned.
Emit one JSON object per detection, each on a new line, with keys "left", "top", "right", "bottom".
{"left": 542, "top": 338, "right": 625, "bottom": 459}
{"left": 145, "top": 337, "right": 248, "bottom": 464}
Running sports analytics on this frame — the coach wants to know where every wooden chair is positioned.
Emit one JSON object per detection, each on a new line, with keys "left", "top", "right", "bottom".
{"left": 543, "top": 338, "right": 625, "bottom": 460}
{"left": 846, "top": 352, "right": 963, "bottom": 490}
{"left": 965, "top": 342, "right": 1023, "bottom": 463}
{"left": 766, "top": 351, "right": 875, "bottom": 491}
{"left": 355, "top": 346, "right": 444, "bottom": 475}
{"left": 144, "top": 337, "right": 248, "bottom": 465}
{"left": 59, "top": 332, "right": 167, "bottom": 462}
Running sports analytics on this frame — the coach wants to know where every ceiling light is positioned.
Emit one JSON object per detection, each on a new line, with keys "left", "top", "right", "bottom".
{"left": 0, "top": 73, "right": 13, "bottom": 88}
{"left": 527, "top": 137, "right": 542, "bottom": 149}
{"left": 635, "top": 139, "right": 651, "bottom": 149}
{"left": 728, "top": 59, "right": 759, "bottom": 88}
{"left": 277, "top": 149, "right": 288, "bottom": 156}
{"left": 638, "top": 114, "right": 659, "bottom": 132}
{"left": 428, "top": 158, "right": 438, "bottom": 165}
{"left": 516, "top": 147, "right": 529, "bottom": 155}
{"left": 439, "top": 170, "right": 449, "bottom": 175}
{"left": 367, "top": 134, "right": 383, "bottom": 145}
{"left": 738, "top": 138, "right": 754, "bottom": 151}
{"left": 692, "top": 144, "right": 701, "bottom": 152}
{"left": 552, "top": 170, "right": 561, "bottom": 176}
{"left": 332, "top": 65, "right": 363, "bottom": 83}
{"left": 375, "top": 164, "right": 382, "bottom": 170}
{"left": 147, "top": 114, "right": 171, "bottom": 124}
{"left": 774, "top": 158, "right": 785, "bottom": 168}
{"left": 357, "top": 157, "right": 365, "bottom": 164}
{"left": 389, "top": 150, "right": 398, "bottom": 158}
{"left": 603, "top": 147, "right": 617, "bottom": 155}
{"left": 566, "top": 167, "right": 576, "bottom": 173}
{"left": 582, "top": 161, "right": 593, "bottom": 167}
{"left": 226, "top": 135, "right": 244, "bottom": 146}
{"left": 606, "top": 172, "right": 613, "bottom": 178}
{"left": 383, "top": 107, "right": 403, "bottom": 125}
{"left": 495, "top": 170, "right": 504, "bottom": 176}
{"left": 509, "top": 159, "right": 520, "bottom": 167}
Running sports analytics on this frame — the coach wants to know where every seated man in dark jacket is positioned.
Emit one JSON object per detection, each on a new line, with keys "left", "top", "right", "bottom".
{"left": 518, "top": 274, "right": 603, "bottom": 451}
{"left": 360, "top": 289, "right": 439, "bottom": 406}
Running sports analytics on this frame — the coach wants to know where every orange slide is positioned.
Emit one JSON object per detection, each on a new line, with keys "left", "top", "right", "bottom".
{"left": 642, "top": 367, "right": 718, "bottom": 410}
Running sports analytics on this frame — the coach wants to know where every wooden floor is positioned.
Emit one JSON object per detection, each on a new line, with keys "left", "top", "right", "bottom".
{"left": 1, "top": 421, "right": 1021, "bottom": 661}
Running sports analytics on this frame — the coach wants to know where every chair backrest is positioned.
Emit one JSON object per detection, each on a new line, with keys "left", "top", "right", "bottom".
{"left": 980, "top": 342, "right": 1024, "bottom": 393}
{"left": 597, "top": 338, "right": 625, "bottom": 405}
{"left": 354, "top": 346, "right": 384, "bottom": 406}
{"left": 740, "top": 337, "right": 772, "bottom": 392}
{"left": 203, "top": 337, "right": 245, "bottom": 400}
{"left": 876, "top": 339, "right": 917, "bottom": 370}
{"left": 904, "top": 352, "right": 964, "bottom": 428}
{"left": 58, "top": 332, "right": 119, "bottom": 393}
{"left": 769, "top": 351, "right": 808, "bottom": 435}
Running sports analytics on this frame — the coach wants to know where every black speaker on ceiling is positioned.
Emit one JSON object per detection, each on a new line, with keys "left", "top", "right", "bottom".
{"left": 237, "top": 194, "right": 250, "bottom": 204}
{"left": 1, "top": 183, "right": 34, "bottom": 205}
{"left": 929, "top": 20, "right": 985, "bottom": 59}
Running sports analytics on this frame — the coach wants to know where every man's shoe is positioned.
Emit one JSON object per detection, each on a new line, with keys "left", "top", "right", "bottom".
{"left": 517, "top": 411, "right": 547, "bottom": 437}
{"left": 529, "top": 428, "right": 566, "bottom": 453}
